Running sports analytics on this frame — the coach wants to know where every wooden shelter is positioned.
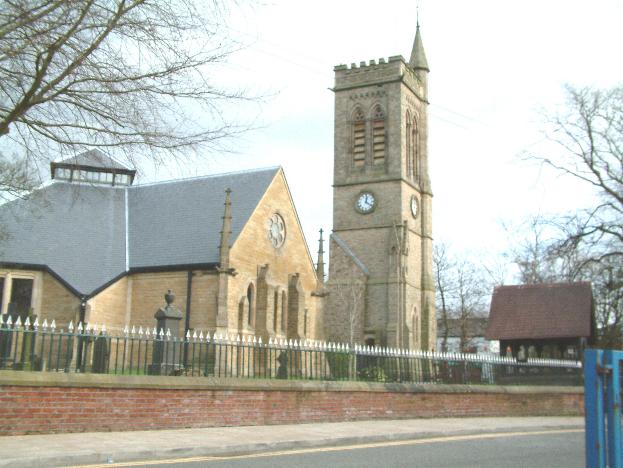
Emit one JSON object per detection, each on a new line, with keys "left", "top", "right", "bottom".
{"left": 485, "top": 282, "right": 595, "bottom": 359}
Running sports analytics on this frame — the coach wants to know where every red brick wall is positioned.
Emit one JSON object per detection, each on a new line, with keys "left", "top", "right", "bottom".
{"left": 0, "top": 378, "right": 583, "bottom": 435}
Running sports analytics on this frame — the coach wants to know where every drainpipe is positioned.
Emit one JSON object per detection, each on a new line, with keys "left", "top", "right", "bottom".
{"left": 76, "top": 296, "right": 87, "bottom": 370}
{"left": 183, "top": 271, "right": 193, "bottom": 367}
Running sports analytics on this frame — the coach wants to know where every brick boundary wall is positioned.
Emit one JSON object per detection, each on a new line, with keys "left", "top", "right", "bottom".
{"left": 0, "top": 371, "right": 584, "bottom": 435}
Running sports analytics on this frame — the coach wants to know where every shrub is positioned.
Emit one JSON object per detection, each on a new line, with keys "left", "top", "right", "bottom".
{"left": 326, "top": 352, "right": 351, "bottom": 379}
{"left": 359, "top": 366, "right": 387, "bottom": 382}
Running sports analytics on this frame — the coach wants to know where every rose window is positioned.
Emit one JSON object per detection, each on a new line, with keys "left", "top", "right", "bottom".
{"left": 268, "top": 213, "right": 286, "bottom": 248}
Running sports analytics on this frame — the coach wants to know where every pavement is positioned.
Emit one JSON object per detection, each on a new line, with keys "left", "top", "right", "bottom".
{"left": 0, "top": 417, "right": 584, "bottom": 467}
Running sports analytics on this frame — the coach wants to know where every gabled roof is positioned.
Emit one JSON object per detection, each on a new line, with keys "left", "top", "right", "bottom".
{"left": 485, "top": 282, "right": 594, "bottom": 340}
{"left": 0, "top": 167, "right": 280, "bottom": 296}
{"left": 128, "top": 168, "right": 279, "bottom": 269}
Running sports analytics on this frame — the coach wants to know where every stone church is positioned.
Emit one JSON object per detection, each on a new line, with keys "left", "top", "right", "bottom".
{"left": 0, "top": 26, "right": 435, "bottom": 350}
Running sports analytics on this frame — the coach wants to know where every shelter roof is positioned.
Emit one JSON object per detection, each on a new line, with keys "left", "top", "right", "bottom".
{"left": 485, "top": 282, "right": 593, "bottom": 340}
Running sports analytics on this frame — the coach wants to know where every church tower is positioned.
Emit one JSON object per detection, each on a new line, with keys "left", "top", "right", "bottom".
{"left": 326, "top": 24, "right": 435, "bottom": 350}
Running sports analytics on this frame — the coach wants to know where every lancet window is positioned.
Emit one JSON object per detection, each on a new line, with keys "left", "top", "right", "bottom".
{"left": 371, "top": 105, "right": 386, "bottom": 165}
{"left": 411, "top": 117, "right": 420, "bottom": 181}
{"left": 406, "top": 111, "right": 412, "bottom": 176}
{"left": 281, "top": 291, "right": 287, "bottom": 334}
{"left": 352, "top": 107, "right": 366, "bottom": 167}
{"left": 246, "top": 283, "right": 254, "bottom": 327}
{"left": 273, "top": 290, "right": 279, "bottom": 333}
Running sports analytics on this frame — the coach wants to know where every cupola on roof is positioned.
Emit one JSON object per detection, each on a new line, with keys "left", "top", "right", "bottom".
{"left": 50, "top": 149, "right": 136, "bottom": 186}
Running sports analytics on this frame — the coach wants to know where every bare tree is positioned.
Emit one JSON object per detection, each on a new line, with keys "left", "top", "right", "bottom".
{"left": 0, "top": 1, "right": 253, "bottom": 186}
{"left": 329, "top": 263, "right": 366, "bottom": 346}
{"left": 523, "top": 84, "right": 623, "bottom": 346}
{"left": 528, "top": 85, "right": 623, "bottom": 268}
{"left": 589, "top": 260, "right": 623, "bottom": 348}
{"left": 434, "top": 243, "right": 489, "bottom": 353}
{"left": 433, "top": 243, "right": 453, "bottom": 352}
{"left": 332, "top": 267, "right": 366, "bottom": 346}
{"left": 0, "top": 153, "right": 37, "bottom": 200}
{"left": 503, "top": 216, "right": 582, "bottom": 284}
{"left": 453, "top": 259, "right": 488, "bottom": 352}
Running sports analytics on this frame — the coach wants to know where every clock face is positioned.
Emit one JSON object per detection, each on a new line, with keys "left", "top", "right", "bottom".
{"left": 268, "top": 213, "right": 286, "bottom": 248}
{"left": 410, "top": 195, "right": 419, "bottom": 218}
{"left": 356, "top": 192, "right": 376, "bottom": 213}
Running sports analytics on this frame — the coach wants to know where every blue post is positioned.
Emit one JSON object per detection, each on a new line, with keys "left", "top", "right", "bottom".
{"left": 585, "top": 349, "right": 606, "bottom": 468}
{"left": 605, "top": 350, "right": 623, "bottom": 468}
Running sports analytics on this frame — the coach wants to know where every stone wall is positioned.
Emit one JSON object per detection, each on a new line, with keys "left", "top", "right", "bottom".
{"left": 229, "top": 171, "right": 322, "bottom": 340}
{"left": 87, "top": 277, "right": 128, "bottom": 329}
{"left": 40, "top": 272, "right": 80, "bottom": 327}
{"left": 0, "top": 371, "right": 584, "bottom": 436}
{"left": 127, "top": 271, "right": 218, "bottom": 336}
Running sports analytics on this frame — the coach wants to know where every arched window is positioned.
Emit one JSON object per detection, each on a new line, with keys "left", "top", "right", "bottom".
{"left": 303, "top": 309, "right": 308, "bottom": 336}
{"left": 281, "top": 291, "right": 288, "bottom": 335}
{"left": 412, "top": 117, "right": 420, "bottom": 180}
{"left": 412, "top": 307, "right": 419, "bottom": 347}
{"left": 246, "top": 283, "right": 254, "bottom": 327}
{"left": 273, "top": 290, "right": 279, "bottom": 333}
{"left": 406, "top": 111, "right": 412, "bottom": 176}
{"left": 371, "top": 105, "right": 386, "bottom": 165}
{"left": 352, "top": 107, "right": 366, "bottom": 167}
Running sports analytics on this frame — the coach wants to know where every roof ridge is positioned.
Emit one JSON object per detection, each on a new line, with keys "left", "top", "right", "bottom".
{"left": 330, "top": 233, "right": 369, "bottom": 276}
{"left": 495, "top": 281, "right": 590, "bottom": 290}
{"left": 54, "top": 149, "right": 131, "bottom": 170}
{"left": 132, "top": 166, "right": 281, "bottom": 188}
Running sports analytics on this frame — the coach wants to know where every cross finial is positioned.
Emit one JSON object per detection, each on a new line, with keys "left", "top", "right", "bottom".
{"left": 219, "top": 188, "right": 233, "bottom": 269}
{"left": 316, "top": 228, "right": 325, "bottom": 281}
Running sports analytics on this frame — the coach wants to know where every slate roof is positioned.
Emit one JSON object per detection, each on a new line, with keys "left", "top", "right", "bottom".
{"left": 128, "top": 168, "right": 278, "bottom": 269}
{"left": 485, "top": 282, "right": 594, "bottom": 340}
{"left": 54, "top": 149, "right": 132, "bottom": 171}
{"left": 0, "top": 167, "right": 280, "bottom": 296}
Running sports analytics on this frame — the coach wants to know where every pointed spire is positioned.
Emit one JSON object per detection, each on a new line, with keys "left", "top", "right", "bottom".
{"left": 409, "top": 22, "right": 429, "bottom": 72}
{"left": 219, "top": 188, "right": 233, "bottom": 270}
{"left": 316, "top": 228, "right": 326, "bottom": 281}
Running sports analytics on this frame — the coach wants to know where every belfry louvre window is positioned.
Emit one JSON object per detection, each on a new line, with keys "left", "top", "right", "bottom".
{"left": 352, "top": 108, "right": 366, "bottom": 167}
{"left": 406, "top": 111, "right": 412, "bottom": 176}
{"left": 372, "top": 105, "right": 386, "bottom": 165}
{"left": 411, "top": 117, "right": 419, "bottom": 180}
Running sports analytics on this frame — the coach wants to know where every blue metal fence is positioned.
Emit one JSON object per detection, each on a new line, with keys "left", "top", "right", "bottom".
{"left": 585, "top": 349, "right": 623, "bottom": 468}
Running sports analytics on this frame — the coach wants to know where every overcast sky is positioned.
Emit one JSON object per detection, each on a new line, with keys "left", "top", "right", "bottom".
{"left": 144, "top": 0, "right": 623, "bottom": 274}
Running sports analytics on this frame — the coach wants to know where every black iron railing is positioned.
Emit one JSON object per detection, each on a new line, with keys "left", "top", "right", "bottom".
{"left": 0, "top": 318, "right": 583, "bottom": 386}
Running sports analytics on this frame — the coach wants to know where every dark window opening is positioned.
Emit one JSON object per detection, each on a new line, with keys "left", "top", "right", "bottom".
{"left": 281, "top": 291, "right": 287, "bottom": 333}
{"left": 273, "top": 291, "right": 279, "bottom": 332}
{"left": 247, "top": 284, "right": 254, "bottom": 326}
{"left": 0, "top": 277, "right": 4, "bottom": 316}
{"left": 10, "top": 278, "right": 33, "bottom": 321}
